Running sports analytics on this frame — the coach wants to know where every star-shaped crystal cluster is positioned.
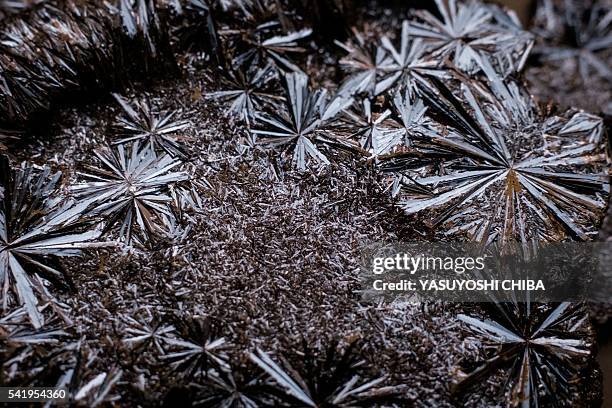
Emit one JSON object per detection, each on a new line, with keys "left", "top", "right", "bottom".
{"left": 0, "top": 156, "right": 102, "bottom": 327}
{"left": 112, "top": 94, "right": 191, "bottom": 159}
{"left": 406, "top": 0, "right": 534, "bottom": 77}
{"left": 455, "top": 302, "right": 595, "bottom": 406}
{"left": 252, "top": 72, "right": 354, "bottom": 169}
{"left": 380, "top": 75, "right": 609, "bottom": 246}
{"left": 71, "top": 143, "right": 189, "bottom": 245}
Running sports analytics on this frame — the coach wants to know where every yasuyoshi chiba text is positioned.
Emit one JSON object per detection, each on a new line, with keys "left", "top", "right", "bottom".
{"left": 372, "top": 279, "right": 546, "bottom": 291}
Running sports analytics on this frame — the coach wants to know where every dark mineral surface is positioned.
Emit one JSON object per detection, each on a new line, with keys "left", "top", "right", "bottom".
{"left": 0, "top": 0, "right": 610, "bottom": 406}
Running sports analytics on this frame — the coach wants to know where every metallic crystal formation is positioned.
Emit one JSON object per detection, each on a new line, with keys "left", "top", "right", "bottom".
{"left": 527, "top": 0, "right": 612, "bottom": 114}
{"left": 252, "top": 72, "right": 354, "bottom": 169}
{"left": 455, "top": 302, "right": 596, "bottom": 406}
{"left": 71, "top": 143, "right": 188, "bottom": 245}
{"left": 112, "top": 93, "right": 191, "bottom": 159}
{"left": 0, "top": 0, "right": 608, "bottom": 406}
{"left": 228, "top": 22, "right": 312, "bottom": 72}
{"left": 0, "top": 156, "right": 101, "bottom": 328}
{"left": 0, "top": 0, "right": 170, "bottom": 124}
{"left": 337, "top": 92, "right": 432, "bottom": 157}
{"left": 380, "top": 74, "right": 609, "bottom": 246}
{"left": 250, "top": 342, "right": 404, "bottom": 406}
{"left": 336, "top": 22, "right": 446, "bottom": 97}
{"left": 206, "top": 63, "right": 280, "bottom": 124}
{"left": 406, "top": 0, "right": 534, "bottom": 77}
